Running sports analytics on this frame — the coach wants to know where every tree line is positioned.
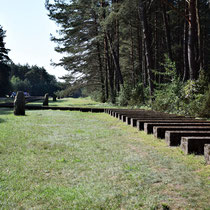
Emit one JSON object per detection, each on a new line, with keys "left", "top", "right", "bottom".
{"left": 0, "top": 25, "right": 11, "bottom": 96}
{"left": 46, "top": 0, "right": 210, "bottom": 116}
{"left": 0, "top": 25, "right": 62, "bottom": 97}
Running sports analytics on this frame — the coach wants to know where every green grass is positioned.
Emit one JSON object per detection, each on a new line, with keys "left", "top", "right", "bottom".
{"left": 0, "top": 107, "right": 209, "bottom": 209}
{"left": 28, "top": 97, "right": 140, "bottom": 109}
{"left": 0, "top": 97, "right": 13, "bottom": 104}
{"left": 29, "top": 97, "right": 112, "bottom": 108}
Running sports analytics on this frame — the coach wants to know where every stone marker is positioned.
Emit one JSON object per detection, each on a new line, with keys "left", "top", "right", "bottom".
{"left": 43, "top": 93, "right": 49, "bottom": 106}
{"left": 204, "top": 144, "right": 210, "bottom": 165}
{"left": 181, "top": 137, "right": 210, "bottom": 155}
{"left": 53, "top": 94, "right": 57, "bottom": 102}
{"left": 14, "top": 91, "right": 25, "bottom": 115}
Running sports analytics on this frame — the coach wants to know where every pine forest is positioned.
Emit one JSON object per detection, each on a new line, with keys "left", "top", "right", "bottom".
{"left": 45, "top": 0, "right": 210, "bottom": 116}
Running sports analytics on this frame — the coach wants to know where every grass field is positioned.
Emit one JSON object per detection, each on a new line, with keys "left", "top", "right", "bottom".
{"left": 0, "top": 98, "right": 13, "bottom": 104}
{"left": 28, "top": 97, "right": 112, "bottom": 108}
{"left": 0, "top": 98, "right": 209, "bottom": 209}
{"left": 0, "top": 96, "right": 109, "bottom": 108}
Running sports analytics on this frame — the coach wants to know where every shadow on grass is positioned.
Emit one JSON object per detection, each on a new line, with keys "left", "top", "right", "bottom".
{"left": 30, "top": 99, "right": 70, "bottom": 107}
{"left": 0, "top": 108, "right": 10, "bottom": 124}
{"left": 48, "top": 99, "right": 66, "bottom": 106}
{"left": 27, "top": 99, "right": 62, "bottom": 107}
{"left": 48, "top": 100, "right": 100, "bottom": 107}
{"left": 0, "top": 108, "right": 13, "bottom": 116}
{"left": 0, "top": 118, "right": 6, "bottom": 123}
{"left": 0, "top": 97, "right": 14, "bottom": 104}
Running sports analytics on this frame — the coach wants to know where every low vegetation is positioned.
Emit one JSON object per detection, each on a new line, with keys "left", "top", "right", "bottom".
{"left": 0, "top": 98, "right": 13, "bottom": 104}
{"left": 0, "top": 99, "right": 209, "bottom": 209}
{"left": 46, "top": 0, "right": 210, "bottom": 116}
{"left": 29, "top": 97, "right": 106, "bottom": 107}
{"left": 27, "top": 97, "right": 122, "bottom": 109}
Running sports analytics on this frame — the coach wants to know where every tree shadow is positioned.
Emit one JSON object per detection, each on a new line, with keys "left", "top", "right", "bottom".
{"left": 0, "top": 108, "right": 13, "bottom": 116}
{"left": 48, "top": 99, "right": 65, "bottom": 106}
{"left": 0, "top": 118, "right": 6, "bottom": 123}
{"left": 0, "top": 108, "right": 10, "bottom": 124}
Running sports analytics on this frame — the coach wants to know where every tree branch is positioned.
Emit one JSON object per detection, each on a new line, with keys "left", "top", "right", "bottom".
{"left": 161, "top": 0, "right": 191, "bottom": 24}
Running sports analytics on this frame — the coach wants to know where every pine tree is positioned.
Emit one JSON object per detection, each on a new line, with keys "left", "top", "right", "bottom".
{"left": 45, "top": 0, "right": 210, "bottom": 105}
{"left": 45, "top": 0, "right": 106, "bottom": 99}
{"left": 0, "top": 25, "right": 10, "bottom": 96}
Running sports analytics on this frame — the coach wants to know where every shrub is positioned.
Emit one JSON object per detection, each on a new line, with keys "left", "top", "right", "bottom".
{"left": 129, "top": 83, "right": 148, "bottom": 106}
{"left": 151, "top": 79, "right": 183, "bottom": 113}
{"left": 181, "top": 71, "right": 209, "bottom": 117}
{"left": 116, "top": 84, "right": 131, "bottom": 106}
{"left": 90, "top": 90, "right": 104, "bottom": 102}
{"left": 151, "top": 54, "right": 183, "bottom": 113}
{"left": 199, "top": 85, "right": 210, "bottom": 118}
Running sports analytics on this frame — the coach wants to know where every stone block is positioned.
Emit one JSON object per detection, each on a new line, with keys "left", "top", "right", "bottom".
{"left": 122, "top": 115, "right": 127, "bottom": 122}
{"left": 204, "top": 144, "right": 210, "bottom": 165}
{"left": 165, "top": 131, "right": 210, "bottom": 146}
{"left": 153, "top": 126, "right": 210, "bottom": 139}
{"left": 181, "top": 137, "right": 210, "bottom": 155}
{"left": 126, "top": 116, "right": 131, "bottom": 125}
{"left": 136, "top": 119, "right": 204, "bottom": 131}
{"left": 118, "top": 114, "right": 122, "bottom": 120}
{"left": 145, "top": 122, "right": 210, "bottom": 134}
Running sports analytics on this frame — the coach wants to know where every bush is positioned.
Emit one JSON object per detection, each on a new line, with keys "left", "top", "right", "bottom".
{"left": 149, "top": 55, "right": 210, "bottom": 117}
{"left": 11, "top": 76, "right": 31, "bottom": 92}
{"left": 152, "top": 79, "right": 183, "bottom": 113}
{"left": 180, "top": 71, "right": 209, "bottom": 117}
{"left": 129, "top": 83, "right": 148, "bottom": 106}
{"left": 116, "top": 84, "right": 131, "bottom": 106}
{"left": 199, "top": 85, "right": 210, "bottom": 118}
{"left": 151, "top": 54, "right": 183, "bottom": 113}
{"left": 90, "top": 90, "right": 104, "bottom": 102}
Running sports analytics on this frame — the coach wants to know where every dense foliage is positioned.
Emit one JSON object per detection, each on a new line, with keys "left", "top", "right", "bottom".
{"left": 0, "top": 26, "right": 11, "bottom": 96}
{"left": 9, "top": 63, "right": 61, "bottom": 96}
{"left": 0, "top": 24, "right": 61, "bottom": 97}
{"left": 46, "top": 0, "right": 210, "bottom": 116}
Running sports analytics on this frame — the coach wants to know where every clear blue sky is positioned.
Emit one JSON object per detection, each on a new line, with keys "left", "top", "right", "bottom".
{"left": 0, "top": 0, "right": 66, "bottom": 80}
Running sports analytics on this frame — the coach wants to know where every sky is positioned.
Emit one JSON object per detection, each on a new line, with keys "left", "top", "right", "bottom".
{"left": 0, "top": 0, "right": 67, "bottom": 80}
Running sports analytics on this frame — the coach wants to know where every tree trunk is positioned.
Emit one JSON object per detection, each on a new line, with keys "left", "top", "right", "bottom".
{"left": 105, "top": 33, "right": 115, "bottom": 103}
{"left": 196, "top": 0, "right": 203, "bottom": 71}
{"left": 130, "top": 21, "right": 136, "bottom": 87}
{"left": 136, "top": 20, "right": 142, "bottom": 82}
{"left": 183, "top": 2, "right": 189, "bottom": 81}
{"left": 112, "top": 0, "right": 123, "bottom": 91}
{"left": 97, "top": 42, "right": 105, "bottom": 103}
{"left": 162, "top": 2, "right": 173, "bottom": 61}
{"left": 188, "top": 0, "right": 198, "bottom": 80}
{"left": 154, "top": 4, "right": 159, "bottom": 84}
{"left": 106, "top": 32, "right": 123, "bottom": 87}
{"left": 139, "top": 0, "right": 154, "bottom": 97}
{"left": 100, "top": 0, "right": 115, "bottom": 103}
{"left": 93, "top": 14, "right": 105, "bottom": 103}
{"left": 104, "top": 37, "right": 109, "bottom": 101}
